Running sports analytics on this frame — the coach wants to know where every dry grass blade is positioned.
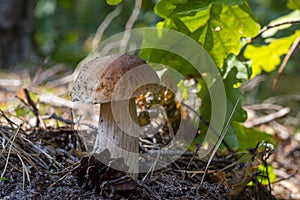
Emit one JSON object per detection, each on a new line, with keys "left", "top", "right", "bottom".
{"left": 0, "top": 126, "right": 31, "bottom": 189}
{"left": 0, "top": 126, "right": 39, "bottom": 170}
{"left": 1, "top": 125, "right": 21, "bottom": 178}
{"left": 200, "top": 95, "right": 241, "bottom": 184}
{"left": 16, "top": 153, "right": 31, "bottom": 190}
{"left": 92, "top": 5, "right": 122, "bottom": 52}
{"left": 0, "top": 110, "right": 19, "bottom": 128}
{"left": 21, "top": 137, "right": 63, "bottom": 168}
{"left": 142, "top": 150, "right": 161, "bottom": 182}
{"left": 119, "top": 0, "right": 142, "bottom": 53}
{"left": 181, "top": 101, "right": 233, "bottom": 153}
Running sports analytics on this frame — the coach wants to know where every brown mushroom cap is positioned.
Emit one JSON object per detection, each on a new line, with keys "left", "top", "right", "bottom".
{"left": 71, "top": 54, "right": 159, "bottom": 103}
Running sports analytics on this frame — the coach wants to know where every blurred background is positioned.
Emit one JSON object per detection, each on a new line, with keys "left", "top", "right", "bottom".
{"left": 0, "top": 0, "right": 299, "bottom": 109}
{"left": 0, "top": 0, "right": 298, "bottom": 71}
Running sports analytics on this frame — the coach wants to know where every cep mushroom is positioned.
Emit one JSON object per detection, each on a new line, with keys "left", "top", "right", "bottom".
{"left": 71, "top": 54, "right": 159, "bottom": 178}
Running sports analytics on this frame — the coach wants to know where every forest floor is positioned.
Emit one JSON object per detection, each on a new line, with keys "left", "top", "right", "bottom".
{"left": 0, "top": 69, "right": 299, "bottom": 199}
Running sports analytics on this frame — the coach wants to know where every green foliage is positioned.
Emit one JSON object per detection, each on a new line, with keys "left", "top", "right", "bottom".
{"left": 257, "top": 163, "right": 277, "bottom": 185}
{"left": 145, "top": 0, "right": 298, "bottom": 151}
{"left": 106, "top": 0, "right": 122, "bottom": 6}
{"left": 141, "top": 0, "right": 262, "bottom": 149}
{"left": 243, "top": 7, "right": 300, "bottom": 77}
{"left": 244, "top": 29, "right": 300, "bottom": 77}
{"left": 154, "top": 0, "right": 260, "bottom": 67}
{"left": 233, "top": 122, "right": 277, "bottom": 151}
{"left": 35, "top": 0, "right": 104, "bottom": 65}
{"left": 197, "top": 65, "right": 247, "bottom": 149}
{"left": 287, "top": 0, "right": 300, "bottom": 10}
{"left": 15, "top": 107, "right": 28, "bottom": 117}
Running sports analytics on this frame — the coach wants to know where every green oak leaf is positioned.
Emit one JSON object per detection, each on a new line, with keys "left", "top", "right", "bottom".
{"left": 153, "top": 0, "right": 260, "bottom": 67}
{"left": 244, "top": 30, "right": 300, "bottom": 77}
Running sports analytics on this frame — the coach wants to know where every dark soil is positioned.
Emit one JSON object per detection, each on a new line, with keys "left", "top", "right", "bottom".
{"left": 0, "top": 126, "right": 280, "bottom": 200}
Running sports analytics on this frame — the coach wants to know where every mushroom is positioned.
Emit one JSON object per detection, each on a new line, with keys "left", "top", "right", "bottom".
{"left": 71, "top": 54, "right": 159, "bottom": 178}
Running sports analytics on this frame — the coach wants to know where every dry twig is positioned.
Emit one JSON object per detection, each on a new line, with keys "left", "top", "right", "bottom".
{"left": 244, "top": 107, "right": 290, "bottom": 128}
{"left": 119, "top": 0, "right": 142, "bottom": 53}
{"left": 92, "top": 5, "right": 122, "bottom": 52}
{"left": 272, "top": 36, "right": 300, "bottom": 90}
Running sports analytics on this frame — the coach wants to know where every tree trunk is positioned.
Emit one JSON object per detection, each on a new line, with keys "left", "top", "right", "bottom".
{"left": 0, "top": 0, "right": 37, "bottom": 69}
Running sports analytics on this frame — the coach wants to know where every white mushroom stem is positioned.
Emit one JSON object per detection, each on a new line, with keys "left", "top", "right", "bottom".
{"left": 94, "top": 98, "right": 139, "bottom": 179}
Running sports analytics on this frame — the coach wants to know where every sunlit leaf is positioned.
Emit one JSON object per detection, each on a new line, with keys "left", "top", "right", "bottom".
{"left": 244, "top": 30, "right": 300, "bottom": 77}
{"left": 106, "top": 0, "right": 122, "bottom": 6}
{"left": 258, "top": 164, "right": 277, "bottom": 185}
{"left": 0, "top": 177, "right": 9, "bottom": 181}
{"left": 248, "top": 164, "right": 277, "bottom": 186}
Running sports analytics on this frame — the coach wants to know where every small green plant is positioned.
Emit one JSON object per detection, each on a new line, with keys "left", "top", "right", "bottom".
{"left": 0, "top": 177, "right": 9, "bottom": 181}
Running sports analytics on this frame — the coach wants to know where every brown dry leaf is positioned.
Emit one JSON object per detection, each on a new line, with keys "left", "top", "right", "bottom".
{"left": 210, "top": 171, "right": 229, "bottom": 189}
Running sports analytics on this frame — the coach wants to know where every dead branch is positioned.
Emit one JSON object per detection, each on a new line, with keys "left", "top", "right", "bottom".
{"left": 92, "top": 5, "right": 122, "bottom": 52}
{"left": 119, "top": 0, "right": 142, "bottom": 53}
{"left": 244, "top": 107, "right": 290, "bottom": 128}
{"left": 272, "top": 36, "right": 300, "bottom": 90}
{"left": 31, "top": 57, "right": 49, "bottom": 87}
{"left": 45, "top": 74, "right": 73, "bottom": 88}
{"left": 255, "top": 19, "right": 300, "bottom": 39}
{"left": 264, "top": 95, "right": 300, "bottom": 104}
{"left": 243, "top": 103, "right": 283, "bottom": 111}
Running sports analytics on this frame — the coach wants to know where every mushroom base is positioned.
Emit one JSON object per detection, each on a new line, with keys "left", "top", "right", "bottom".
{"left": 93, "top": 98, "right": 139, "bottom": 179}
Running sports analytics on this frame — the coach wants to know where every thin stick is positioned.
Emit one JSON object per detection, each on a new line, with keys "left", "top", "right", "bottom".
{"left": 23, "top": 88, "right": 43, "bottom": 128}
{"left": 200, "top": 95, "right": 241, "bottom": 184}
{"left": 255, "top": 20, "right": 300, "bottom": 39}
{"left": 119, "top": 0, "right": 142, "bottom": 53}
{"left": 273, "top": 169, "right": 299, "bottom": 184}
{"left": 272, "top": 36, "right": 300, "bottom": 90}
{"left": 49, "top": 171, "right": 71, "bottom": 188}
{"left": 0, "top": 110, "right": 19, "bottom": 128}
{"left": 31, "top": 57, "right": 49, "bottom": 87}
{"left": 142, "top": 150, "right": 161, "bottom": 182}
{"left": 22, "top": 137, "right": 63, "bottom": 168}
{"left": 92, "top": 5, "right": 122, "bottom": 52}
{"left": 182, "top": 148, "right": 199, "bottom": 180}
